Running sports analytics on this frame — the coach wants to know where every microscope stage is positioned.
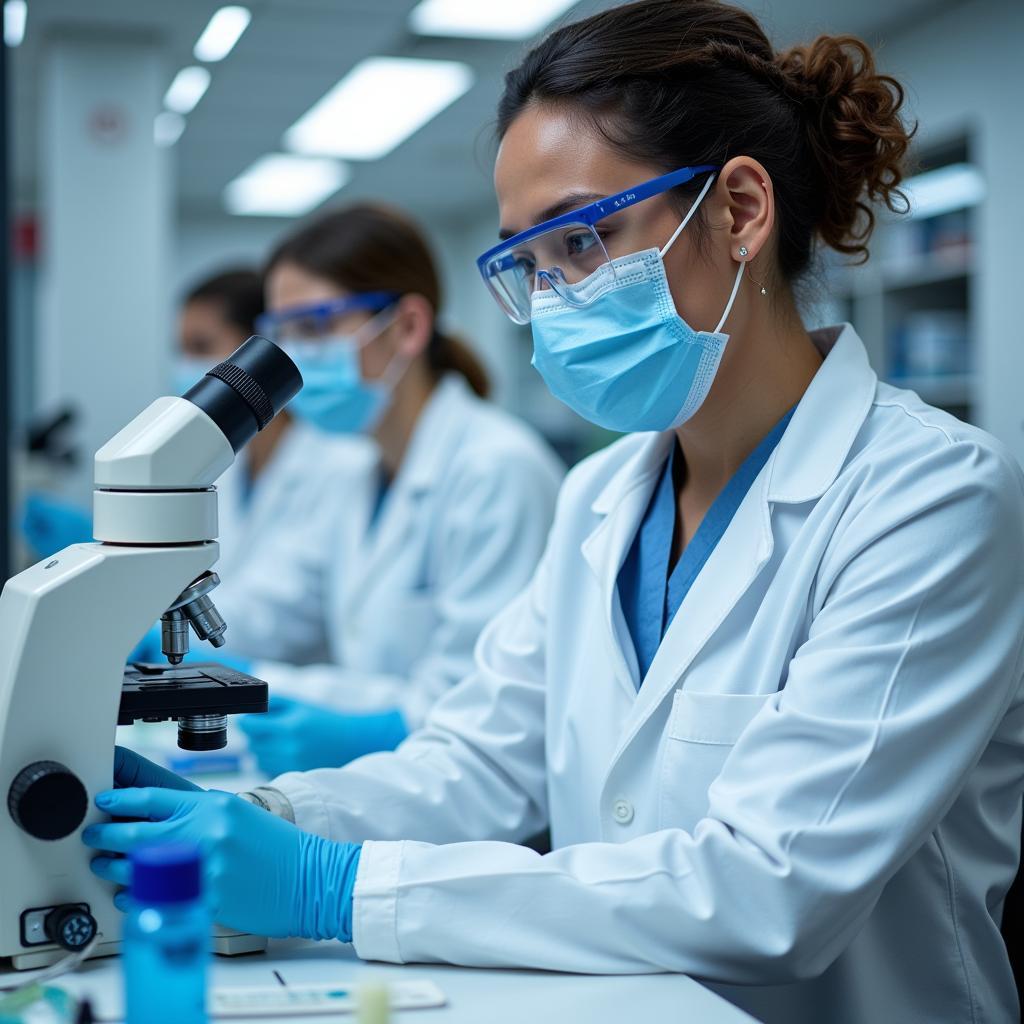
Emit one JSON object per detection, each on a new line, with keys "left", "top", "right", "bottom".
{"left": 119, "top": 663, "right": 269, "bottom": 724}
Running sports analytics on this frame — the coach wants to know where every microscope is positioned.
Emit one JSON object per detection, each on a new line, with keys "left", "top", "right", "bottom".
{"left": 0, "top": 337, "right": 301, "bottom": 969}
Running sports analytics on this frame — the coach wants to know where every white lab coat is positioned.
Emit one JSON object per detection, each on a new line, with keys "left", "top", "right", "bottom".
{"left": 274, "top": 326, "right": 1024, "bottom": 1024}
{"left": 214, "top": 419, "right": 356, "bottom": 583}
{"left": 214, "top": 375, "right": 565, "bottom": 726}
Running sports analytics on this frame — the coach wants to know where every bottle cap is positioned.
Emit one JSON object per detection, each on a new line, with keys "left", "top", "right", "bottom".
{"left": 130, "top": 843, "right": 202, "bottom": 904}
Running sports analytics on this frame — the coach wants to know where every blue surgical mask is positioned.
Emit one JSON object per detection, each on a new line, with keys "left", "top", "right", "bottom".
{"left": 528, "top": 181, "right": 745, "bottom": 433}
{"left": 288, "top": 340, "right": 389, "bottom": 435}
{"left": 284, "top": 310, "right": 402, "bottom": 435}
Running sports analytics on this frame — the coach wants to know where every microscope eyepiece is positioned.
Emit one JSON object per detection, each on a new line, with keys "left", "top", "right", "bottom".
{"left": 182, "top": 335, "right": 302, "bottom": 453}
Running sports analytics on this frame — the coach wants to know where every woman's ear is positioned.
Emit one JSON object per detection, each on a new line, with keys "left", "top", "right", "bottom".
{"left": 389, "top": 293, "right": 434, "bottom": 358}
{"left": 717, "top": 156, "right": 774, "bottom": 263}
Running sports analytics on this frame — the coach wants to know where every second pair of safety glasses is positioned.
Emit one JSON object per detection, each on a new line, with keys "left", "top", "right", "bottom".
{"left": 256, "top": 291, "right": 398, "bottom": 346}
{"left": 275, "top": 305, "right": 399, "bottom": 370}
{"left": 477, "top": 164, "right": 719, "bottom": 325}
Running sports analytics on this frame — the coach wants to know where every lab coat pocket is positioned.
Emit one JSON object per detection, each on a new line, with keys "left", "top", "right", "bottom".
{"left": 659, "top": 690, "right": 771, "bottom": 831}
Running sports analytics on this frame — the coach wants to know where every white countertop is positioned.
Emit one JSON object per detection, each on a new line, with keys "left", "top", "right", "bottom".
{"left": 1, "top": 938, "right": 758, "bottom": 1023}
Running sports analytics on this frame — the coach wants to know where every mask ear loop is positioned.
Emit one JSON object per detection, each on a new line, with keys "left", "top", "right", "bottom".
{"left": 366, "top": 303, "right": 419, "bottom": 392}
{"left": 655, "top": 170, "right": 744, "bottom": 335}
{"left": 353, "top": 304, "right": 400, "bottom": 351}
{"left": 659, "top": 172, "right": 717, "bottom": 258}
{"left": 714, "top": 261, "right": 745, "bottom": 334}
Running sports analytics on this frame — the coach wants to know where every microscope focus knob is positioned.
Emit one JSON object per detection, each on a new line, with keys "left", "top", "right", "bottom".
{"left": 7, "top": 761, "right": 88, "bottom": 840}
{"left": 44, "top": 904, "right": 98, "bottom": 951}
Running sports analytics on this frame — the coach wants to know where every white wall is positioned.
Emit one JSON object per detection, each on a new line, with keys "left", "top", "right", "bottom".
{"left": 37, "top": 37, "right": 171, "bottom": 502}
{"left": 174, "top": 216, "right": 282, "bottom": 300}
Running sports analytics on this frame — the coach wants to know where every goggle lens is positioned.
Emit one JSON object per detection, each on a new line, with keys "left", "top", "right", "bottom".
{"left": 482, "top": 222, "right": 613, "bottom": 325}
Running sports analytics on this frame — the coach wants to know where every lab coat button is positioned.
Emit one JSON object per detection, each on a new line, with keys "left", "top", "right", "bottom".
{"left": 612, "top": 798, "right": 634, "bottom": 825}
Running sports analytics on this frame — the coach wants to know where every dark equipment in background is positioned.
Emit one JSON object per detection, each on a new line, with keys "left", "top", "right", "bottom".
{"left": 26, "top": 407, "right": 80, "bottom": 468}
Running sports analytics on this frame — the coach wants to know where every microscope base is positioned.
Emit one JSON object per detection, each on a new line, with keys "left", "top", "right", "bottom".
{"left": 6, "top": 931, "right": 267, "bottom": 970}
{"left": 9, "top": 939, "right": 120, "bottom": 970}
{"left": 211, "top": 928, "right": 269, "bottom": 957}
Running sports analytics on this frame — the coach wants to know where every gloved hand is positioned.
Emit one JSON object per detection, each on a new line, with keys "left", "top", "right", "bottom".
{"left": 113, "top": 745, "right": 201, "bottom": 792}
{"left": 238, "top": 695, "right": 407, "bottom": 778}
{"left": 84, "top": 788, "right": 361, "bottom": 941}
{"left": 21, "top": 493, "right": 92, "bottom": 559}
{"left": 127, "top": 622, "right": 251, "bottom": 674}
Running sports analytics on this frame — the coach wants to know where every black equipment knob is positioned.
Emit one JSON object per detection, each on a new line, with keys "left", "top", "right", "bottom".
{"left": 182, "top": 335, "right": 302, "bottom": 453}
{"left": 44, "top": 905, "right": 97, "bottom": 951}
{"left": 7, "top": 761, "right": 88, "bottom": 840}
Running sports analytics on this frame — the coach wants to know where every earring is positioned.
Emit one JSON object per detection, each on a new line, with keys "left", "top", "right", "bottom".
{"left": 738, "top": 246, "right": 748, "bottom": 258}
{"left": 749, "top": 271, "right": 768, "bottom": 297}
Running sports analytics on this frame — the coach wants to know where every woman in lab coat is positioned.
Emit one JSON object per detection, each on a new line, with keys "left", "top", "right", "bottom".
{"left": 210, "top": 203, "right": 565, "bottom": 773}
{"left": 88, "top": 3, "right": 1024, "bottom": 1022}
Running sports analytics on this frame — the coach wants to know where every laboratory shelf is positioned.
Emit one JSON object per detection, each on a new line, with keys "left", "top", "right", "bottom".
{"left": 879, "top": 245, "right": 975, "bottom": 291}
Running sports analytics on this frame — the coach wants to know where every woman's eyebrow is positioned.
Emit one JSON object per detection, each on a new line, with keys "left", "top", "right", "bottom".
{"left": 498, "top": 191, "right": 605, "bottom": 240}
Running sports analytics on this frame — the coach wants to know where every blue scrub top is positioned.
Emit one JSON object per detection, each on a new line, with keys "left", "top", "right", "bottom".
{"left": 618, "top": 407, "right": 795, "bottom": 687}
{"left": 369, "top": 465, "right": 392, "bottom": 529}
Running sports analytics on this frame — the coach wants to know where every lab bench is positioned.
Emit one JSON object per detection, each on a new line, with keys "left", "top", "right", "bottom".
{"left": 1, "top": 937, "right": 758, "bottom": 1023}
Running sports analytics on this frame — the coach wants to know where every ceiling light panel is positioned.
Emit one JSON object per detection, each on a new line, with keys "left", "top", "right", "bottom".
{"left": 164, "top": 66, "right": 212, "bottom": 115}
{"left": 224, "top": 154, "right": 350, "bottom": 217}
{"left": 154, "top": 112, "right": 186, "bottom": 147}
{"left": 284, "top": 57, "right": 474, "bottom": 162}
{"left": 4, "top": 0, "right": 26, "bottom": 47}
{"left": 194, "top": 6, "right": 251, "bottom": 63}
{"left": 410, "top": 0, "right": 579, "bottom": 39}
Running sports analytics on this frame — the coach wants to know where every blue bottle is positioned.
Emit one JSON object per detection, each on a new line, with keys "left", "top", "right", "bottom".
{"left": 123, "top": 844, "right": 209, "bottom": 1024}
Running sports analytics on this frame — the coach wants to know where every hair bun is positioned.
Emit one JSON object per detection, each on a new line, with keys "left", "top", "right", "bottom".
{"left": 777, "top": 35, "right": 912, "bottom": 261}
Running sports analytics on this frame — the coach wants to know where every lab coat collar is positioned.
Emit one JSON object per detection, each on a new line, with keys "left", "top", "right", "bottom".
{"left": 766, "top": 323, "right": 876, "bottom": 504}
{"left": 584, "top": 324, "right": 878, "bottom": 723}
{"left": 580, "top": 439, "right": 673, "bottom": 695}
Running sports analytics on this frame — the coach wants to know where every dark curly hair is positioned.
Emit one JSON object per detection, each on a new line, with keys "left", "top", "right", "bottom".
{"left": 497, "top": 0, "right": 913, "bottom": 273}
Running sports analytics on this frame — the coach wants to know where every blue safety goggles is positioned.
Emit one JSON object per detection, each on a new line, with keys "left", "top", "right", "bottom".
{"left": 476, "top": 164, "right": 719, "bottom": 325}
{"left": 255, "top": 291, "right": 399, "bottom": 344}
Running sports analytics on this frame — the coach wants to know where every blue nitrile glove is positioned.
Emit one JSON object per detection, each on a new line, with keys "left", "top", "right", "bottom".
{"left": 113, "top": 745, "right": 202, "bottom": 792}
{"left": 84, "top": 788, "right": 361, "bottom": 942}
{"left": 238, "top": 695, "right": 408, "bottom": 777}
{"left": 127, "top": 622, "right": 251, "bottom": 674}
{"left": 21, "top": 493, "right": 92, "bottom": 559}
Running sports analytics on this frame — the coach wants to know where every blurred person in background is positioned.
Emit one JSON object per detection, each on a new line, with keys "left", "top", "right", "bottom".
{"left": 199, "top": 203, "right": 565, "bottom": 775}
